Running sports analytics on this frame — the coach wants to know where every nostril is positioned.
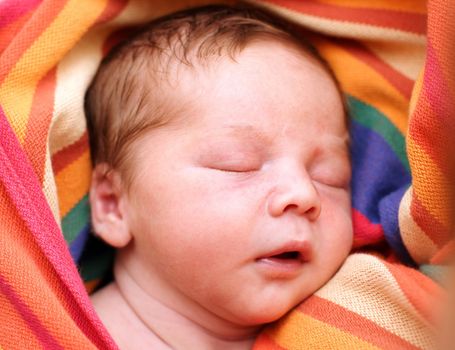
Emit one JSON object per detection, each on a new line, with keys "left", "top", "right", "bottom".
{"left": 305, "top": 205, "right": 321, "bottom": 220}
{"left": 267, "top": 185, "right": 321, "bottom": 218}
{"left": 306, "top": 207, "right": 316, "bottom": 215}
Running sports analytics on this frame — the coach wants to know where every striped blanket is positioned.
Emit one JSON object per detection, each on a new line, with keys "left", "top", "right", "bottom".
{"left": 0, "top": 0, "right": 452, "bottom": 349}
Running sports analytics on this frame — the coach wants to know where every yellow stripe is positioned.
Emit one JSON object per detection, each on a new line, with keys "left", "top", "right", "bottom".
{"left": 267, "top": 311, "right": 381, "bottom": 350}
{"left": 407, "top": 136, "right": 451, "bottom": 227}
{"left": 316, "top": 0, "right": 427, "bottom": 14}
{"left": 0, "top": 0, "right": 108, "bottom": 143}
{"left": 364, "top": 41, "right": 425, "bottom": 81}
{"left": 316, "top": 254, "right": 435, "bottom": 349}
{"left": 315, "top": 39, "right": 409, "bottom": 134}
{"left": 399, "top": 188, "right": 438, "bottom": 264}
{"left": 55, "top": 151, "right": 91, "bottom": 217}
{"left": 409, "top": 70, "right": 424, "bottom": 116}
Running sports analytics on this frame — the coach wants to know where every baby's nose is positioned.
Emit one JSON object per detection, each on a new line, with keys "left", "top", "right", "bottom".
{"left": 267, "top": 170, "right": 321, "bottom": 221}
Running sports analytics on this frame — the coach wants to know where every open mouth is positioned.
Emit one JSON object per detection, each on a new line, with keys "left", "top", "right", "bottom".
{"left": 257, "top": 250, "right": 305, "bottom": 264}
{"left": 255, "top": 241, "right": 311, "bottom": 277}
{"left": 269, "top": 251, "right": 301, "bottom": 260}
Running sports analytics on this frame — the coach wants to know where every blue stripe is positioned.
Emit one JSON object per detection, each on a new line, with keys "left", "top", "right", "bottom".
{"left": 69, "top": 223, "right": 90, "bottom": 262}
{"left": 350, "top": 121, "right": 411, "bottom": 223}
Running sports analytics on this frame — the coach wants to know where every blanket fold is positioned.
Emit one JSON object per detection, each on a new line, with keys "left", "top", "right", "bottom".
{"left": 0, "top": 0, "right": 453, "bottom": 349}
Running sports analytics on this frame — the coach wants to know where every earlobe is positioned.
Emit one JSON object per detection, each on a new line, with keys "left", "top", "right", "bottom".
{"left": 89, "top": 164, "right": 132, "bottom": 248}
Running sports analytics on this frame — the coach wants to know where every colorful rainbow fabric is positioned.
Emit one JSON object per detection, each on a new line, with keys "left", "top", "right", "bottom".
{"left": 0, "top": 0, "right": 453, "bottom": 349}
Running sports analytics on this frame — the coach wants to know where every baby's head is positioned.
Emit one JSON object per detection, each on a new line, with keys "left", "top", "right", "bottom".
{"left": 86, "top": 4, "right": 352, "bottom": 326}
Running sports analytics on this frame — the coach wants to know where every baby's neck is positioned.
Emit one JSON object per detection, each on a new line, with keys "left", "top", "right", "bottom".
{"left": 91, "top": 260, "right": 261, "bottom": 350}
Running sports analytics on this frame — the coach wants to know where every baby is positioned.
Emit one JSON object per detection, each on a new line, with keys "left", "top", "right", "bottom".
{"left": 85, "top": 4, "right": 353, "bottom": 350}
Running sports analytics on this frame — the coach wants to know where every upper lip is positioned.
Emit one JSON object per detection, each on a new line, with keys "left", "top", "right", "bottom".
{"left": 257, "top": 240, "right": 313, "bottom": 263}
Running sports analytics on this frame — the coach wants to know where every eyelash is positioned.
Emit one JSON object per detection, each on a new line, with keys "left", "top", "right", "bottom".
{"left": 311, "top": 171, "right": 351, "bottom": 189}
{"left": 211, "top": 165, "right": 259, "bottom": 173}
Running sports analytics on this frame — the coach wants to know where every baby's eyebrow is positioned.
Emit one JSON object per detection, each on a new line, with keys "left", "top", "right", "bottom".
{"left": 220, "top": 124, "right": 273, "bottom": 145}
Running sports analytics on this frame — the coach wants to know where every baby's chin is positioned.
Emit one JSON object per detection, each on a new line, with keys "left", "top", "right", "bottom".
{"left": 218, "top": 291, "right": 306, "bottom": 327}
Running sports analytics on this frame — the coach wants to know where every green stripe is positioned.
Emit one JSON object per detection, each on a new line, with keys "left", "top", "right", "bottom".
{"left": 419, "top": 264, "right": 448, "bottom": 286}
{"left": 347, "top": 95, "right": 410, "bottom": 172}
{"left": 62, "top": 194, "right": 90, "bottom": 244}
{"left": 79, "top": 235, "right": 115, "bottom": 282}
{"left": 80, "top": 248, "right": 114, "bottom": 282}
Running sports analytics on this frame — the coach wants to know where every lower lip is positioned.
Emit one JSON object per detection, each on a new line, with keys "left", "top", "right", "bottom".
{"left": 255, "top": 257, "right": 304, "bottom": 279}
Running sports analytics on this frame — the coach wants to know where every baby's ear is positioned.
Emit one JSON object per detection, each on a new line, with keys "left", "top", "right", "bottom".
{"left": 89, "top": 163, "right": 132, "bottom": 248}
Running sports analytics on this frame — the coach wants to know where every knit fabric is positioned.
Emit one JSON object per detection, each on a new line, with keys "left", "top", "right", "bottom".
{"left": 0, "top": 0, "right": 452, "bottom": 348}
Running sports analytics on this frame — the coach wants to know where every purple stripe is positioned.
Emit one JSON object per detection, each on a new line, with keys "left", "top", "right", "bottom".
{"left": 350, "top": 121, "right": 411, "bottom": 223}
{"left": 0, "top": 274, "right": 64, "bottom": 349}
{"left": 0, "top": 0, "right": 42, "bottom": 29}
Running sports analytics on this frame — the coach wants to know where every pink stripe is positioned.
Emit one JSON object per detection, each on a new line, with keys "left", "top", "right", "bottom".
{"left": 422, "top": 42, "right": 455, "bottom": 136}
{"left": 409, "top": 42, "right": 455, "bottom": 178}
{"left": 0, "top": 274, "right": 63, "bottom": 349}
{"left": 0, "top": 109, "right": 117, "bottom": 349}
{"left": 0, "top": 0, "right": 42, "bottom": 29}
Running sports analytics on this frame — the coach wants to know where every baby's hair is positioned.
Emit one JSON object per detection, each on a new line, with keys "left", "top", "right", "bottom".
{"left": 85, "top": 4, "right": 336, "bottom": 185}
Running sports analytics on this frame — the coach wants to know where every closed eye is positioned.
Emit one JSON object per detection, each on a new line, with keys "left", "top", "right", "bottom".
{"left": 208, "top": 164, "right": 260, "bottom": 173}
{"left": 310, "top": 163, "right": 351, "bottom": 189}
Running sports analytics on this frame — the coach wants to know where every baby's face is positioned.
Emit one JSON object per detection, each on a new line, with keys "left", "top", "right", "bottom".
{"left": 120, "top": 41, "right": 352, "bottom": 325}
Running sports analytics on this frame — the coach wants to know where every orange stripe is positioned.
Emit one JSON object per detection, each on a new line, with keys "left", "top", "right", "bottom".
{"left": 297, "top": 295, "right": 421, "bottom": 350}
{"left": 0, "top": 293, "right": 42, "bottom": 349}
{"left": 24, "top": 67, "right": 56, "bottom": 184}
{"left": 0, "top": 0, "right": 68, "bottom": 85}
{"left": 55, "top": 150, "right": 91, "bottom": 217}
{"left": 52, "top": 132, "right": 90, "bottom": 174}
{"left": 0, "top": 274, "right": 64, "bottom": 348}
{"left": 0, "top": 182, "right": 95, "bottom": 349}
{"left": 412, "top": 58, "right": 455, "bottom": 178}
{"left": 263, "top": 0, "right": 426, "bottom": 34}
{"left": 314, "top": 37, "right": 409, "bottom": 134}
{"left": 410, "top": 192, "right": 449, "bottom": 247}
{"left": 384, "top": 262, "right": 443, "bottom": 325}
{"left": 341, "top": 40, "right": 414, "bottom": 99}
{"left": 267, "top": 310, "right": 381, "bottom": 349}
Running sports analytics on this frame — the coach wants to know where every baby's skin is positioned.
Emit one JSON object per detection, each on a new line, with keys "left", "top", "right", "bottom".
{"left": 90, "top": 40, "right": 352, "bottom": 349}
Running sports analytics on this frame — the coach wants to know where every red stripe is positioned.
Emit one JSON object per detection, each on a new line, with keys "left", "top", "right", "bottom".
{"left": 384, "top": 262, "right": 442, "bottom": 325}
{"left": 0, "top": 0, "right": 42, "bottom": 29}
{"left": 0, "top": 10, "right": 34, "bottom": 55}
{"left": 298, "top": 295, "right": 421, "bottom": 349}
{"left": 24, "top": 67, "right": 57, "bottom": 183}
{"left": 340, "top": 40, "right": 413, "bottom": 99}
{"left": 94, "top": 0, "right": 128, "bottom": 25}
{"left": 352, "top": 208, "right": 384, "bottom": 248}
{"left": 0, "top": 0, "right": 68, "bottom": 85}
{"left": 253, "top": 332, "right": 287, "bottom": 350}
{"left": 52, "top": 131, "right": 90, "bottom": 175}
{"left": 263, "top": 0, "right": 426, "bottom": 34}
{"left": 0, "top": 109, "right": 116, "bottom": 349}
{"left": 408, "top": 44, "right": 454, "bottom": 176}
{"left": 102, "top": 27, "right": 138, "bottom": 56}
{"left": 409, "top": 191, "right": 449, "bottom": 247}
{"left": 0, "top": 274, "right": 64, "bottom": 349}
{"left": 407, "top": 47, "right": 453, "bottom": 236}
{"left": 420, "top": 43, "right": 454, "bottom": 175}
